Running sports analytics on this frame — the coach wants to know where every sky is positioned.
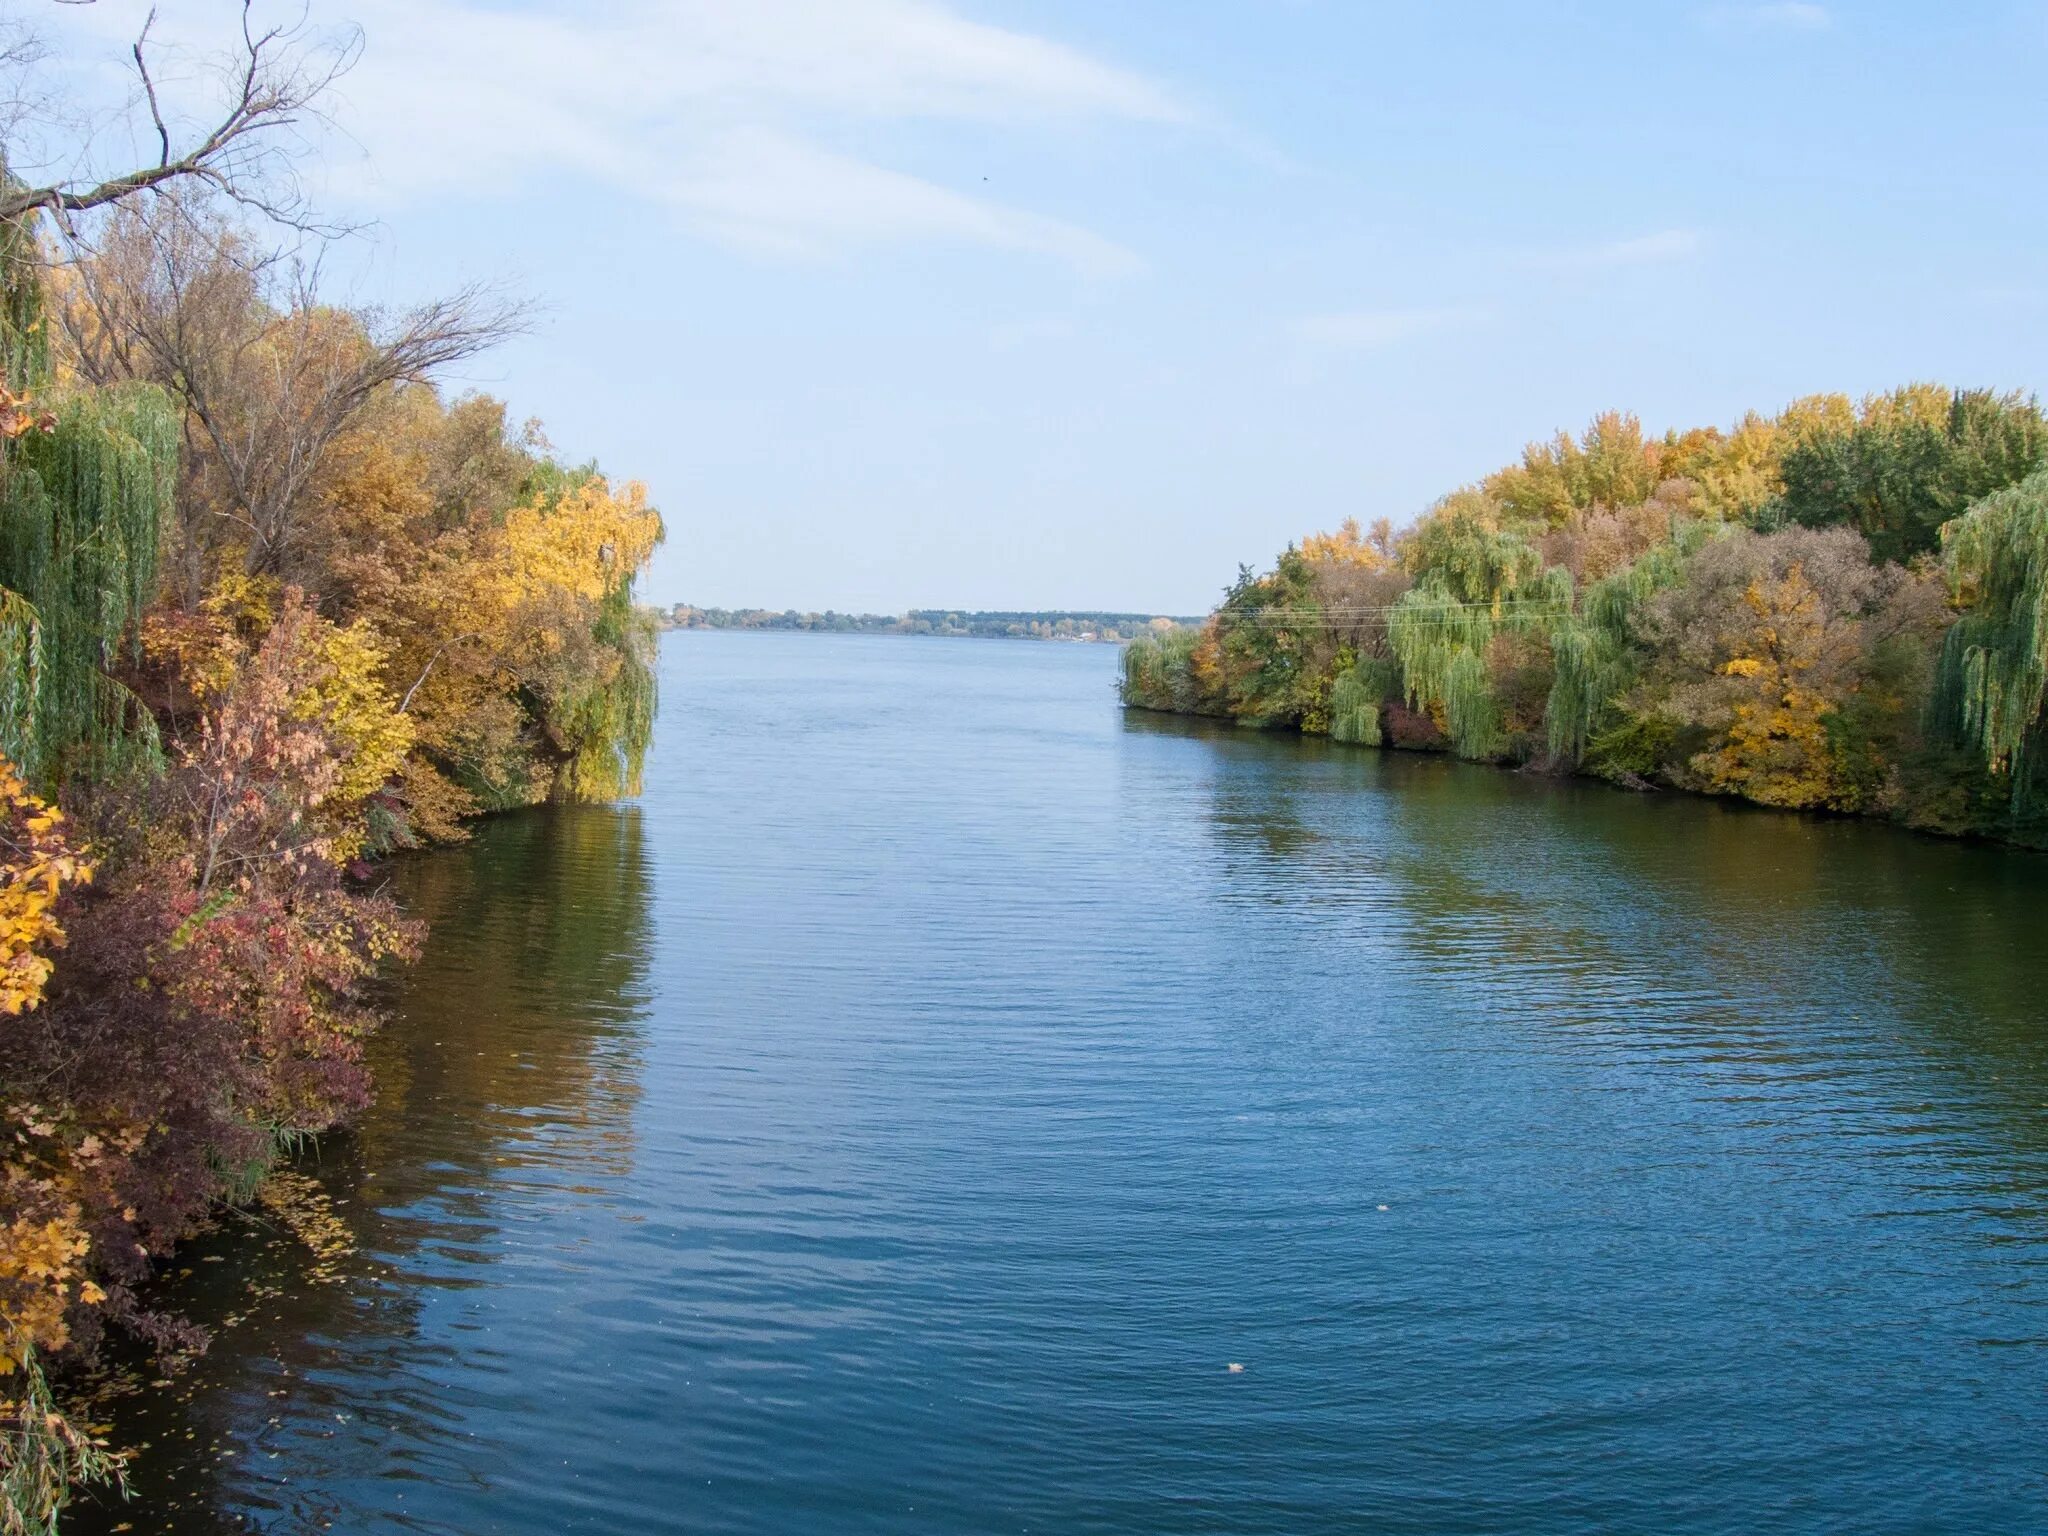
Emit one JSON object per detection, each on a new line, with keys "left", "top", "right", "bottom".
{"left": 29, "top": 0, "right": 2048, "bottom": 614}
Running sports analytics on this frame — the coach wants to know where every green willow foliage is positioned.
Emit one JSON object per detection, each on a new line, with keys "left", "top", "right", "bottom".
{"left": 1329, "top": 658, "right": 1391, "bottom": 746}
{"left": 1121, "top": 383, "right": 2048, "bottom": 845}
{"left": 1121, "top": 624, "right": 1206, "bottom": 714}
{"left": 0, "top": 213, "right": 46, "bottom": 387}
{"left": 1381, "top": 502, "right": 1567, "bottom": 757}
{"left": 0, "top": 221, "right": 177, "bottom": 785}
{"left": 1544, "top": 531, "right": 1705, "bottom": 764}
{"left": 1933, "top": 468, "right": 2048, "bottom": 812}
{"left": 560, "top": 584, "right": 659, "bottom": 802}
{"left": 1389, "top": 568, "right": 1570, "bottom": 760}
{"left": 520, "top": 462, "right": 661, "bottom": 804}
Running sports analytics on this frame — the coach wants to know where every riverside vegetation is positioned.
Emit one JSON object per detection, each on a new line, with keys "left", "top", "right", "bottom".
{"left": 0, "top": 15, "right": 660, "bottom": 1530}
{"left": 1121, "top": 391, "right": 2048, "bottom": 846}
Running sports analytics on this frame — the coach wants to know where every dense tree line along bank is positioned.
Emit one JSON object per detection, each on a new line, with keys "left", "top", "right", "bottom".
{"left": 0, "top": 24, "right": 661, "bottom": 1526}
{"left": 1121, "top": 389, "right": 2048, "bottom": 847}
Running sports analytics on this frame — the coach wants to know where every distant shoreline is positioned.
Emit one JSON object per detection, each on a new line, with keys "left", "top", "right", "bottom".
{"left": 651, "top": 605, "right": 1200, "bottom": 644}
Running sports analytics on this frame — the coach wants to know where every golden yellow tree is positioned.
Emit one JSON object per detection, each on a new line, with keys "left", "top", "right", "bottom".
{"left": 1691, "top": 565, "right": 1846, "bottom": 808}
{"left": 1301, "top": 516, "right": 1395, "bottom": 570}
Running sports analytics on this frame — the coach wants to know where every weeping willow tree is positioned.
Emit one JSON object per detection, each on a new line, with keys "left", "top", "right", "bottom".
{"left": 554, "top": 579, "right": 659, "bottom": 803}
{"left": 1329, "top": 656, "right": 1394, "bottom": 746}
{"left": 1542, "top": 527, "right": 1715, "bottom": 764}
{"left": 1390, "top": 506, "right": 1570, "bottom": 759}
{"left": 1931, "top": 468, "right": 2048, "bottom": 815}
{"left": 0, "top": 214, "right": 177, "bottom": 785}
{"left": 517, "top": 460, "right": 663, "bottom": 805}
{"left": 1120, "top": 625, "right": 1208, "bottom": 713}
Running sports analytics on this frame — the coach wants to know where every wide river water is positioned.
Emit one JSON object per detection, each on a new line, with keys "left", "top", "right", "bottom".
{"left": 75, "top": 630, "right": 2048, "bottom": 1534}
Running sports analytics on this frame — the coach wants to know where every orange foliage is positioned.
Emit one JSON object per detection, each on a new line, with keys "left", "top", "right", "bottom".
{"left": 0, "top": 382, "right": 54, "bottom": 443}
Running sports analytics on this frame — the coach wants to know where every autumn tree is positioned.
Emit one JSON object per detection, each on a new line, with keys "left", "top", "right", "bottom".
{"left": 1131, "top": 383, "right": 2047, "bottom": 841}
{"left": 1777, "top": 386, "right": 2047, "bottom": 563}
{"left": 54, "top": 198, "right": 527, "bottom": 598}
{"left": 1629, "top": 527, "right": 1897, "bottom": 807}
{"left": 1211, "top": 553, "right": 1324, "bottom": 726}
{"left": 0, "top": 14, "right": 666, "bottom": 1528}
{"left": 1484, "top": 411, "right": 1664, "bottom": 527}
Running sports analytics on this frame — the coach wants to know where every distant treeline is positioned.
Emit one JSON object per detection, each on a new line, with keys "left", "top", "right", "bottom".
{"left": 1122, "top": 385, "right": 2048, "bottom": 847}
{"left": 661, "top": 605, "right": 1197, "bottom": 642}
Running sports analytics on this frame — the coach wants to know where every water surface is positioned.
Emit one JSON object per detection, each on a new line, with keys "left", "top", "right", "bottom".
{"left": 78, "top": 631, "right": 2048, "bottom": 1534}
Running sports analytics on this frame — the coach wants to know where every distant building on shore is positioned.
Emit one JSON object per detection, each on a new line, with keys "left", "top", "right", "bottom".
{"left": 652, "top": 605, "right": 1198, "bottom": 643}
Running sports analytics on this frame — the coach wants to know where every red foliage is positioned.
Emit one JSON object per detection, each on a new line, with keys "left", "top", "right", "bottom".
{"left": 1382, "top": 701, "right": 1449, "bottom": 751}
{"left": 0, "top": 594, "right": 420, "bottom": 1360}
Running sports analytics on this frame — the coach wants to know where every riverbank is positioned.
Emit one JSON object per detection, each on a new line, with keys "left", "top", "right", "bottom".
{"left": 0, "top": 180, "right": 663, "bottom": 1529}
{"left": 1120, "top": 391, "right": 2048, "bottom": 849}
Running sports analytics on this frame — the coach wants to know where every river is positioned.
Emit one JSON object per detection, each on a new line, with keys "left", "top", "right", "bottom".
{"left": 73, "top": 630, "right": 2048, "bottom": 1534}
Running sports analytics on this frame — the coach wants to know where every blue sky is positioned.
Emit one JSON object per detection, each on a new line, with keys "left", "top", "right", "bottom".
{"left": 36, "top": 1, "right": 2048, "bottom": 613}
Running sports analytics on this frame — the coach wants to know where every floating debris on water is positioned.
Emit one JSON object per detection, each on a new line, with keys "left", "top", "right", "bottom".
{"left": 257, "top": 1171, "right": 358, "bottom": 1282}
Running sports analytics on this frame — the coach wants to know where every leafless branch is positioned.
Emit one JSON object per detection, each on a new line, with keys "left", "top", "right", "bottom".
{"left": 0, "top": 1, "right": 361, "bottom": 235}
{"left": 55, "top": 196, "right": 534, "bottom": 591}
{"left": 133, "top": 10, "right": 170, "bottom": 169}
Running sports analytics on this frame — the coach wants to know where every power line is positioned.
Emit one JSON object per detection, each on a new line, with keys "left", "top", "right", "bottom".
{"left": 1207, "top": 598, "right": 1575, "bottom": 615}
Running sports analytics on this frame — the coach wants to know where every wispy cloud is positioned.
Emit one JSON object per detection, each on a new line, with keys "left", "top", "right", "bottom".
{"left": 1290, "top": 306, "right": 1487, "bottom": 351}
{"left": 1700, "top": 3, "right": 1833, "bottom": 33}
{"left": 665, "top": 130, "right": 1146, "bottom": 277}
{"left": 44, "top": 0, "right": 1182, "bottom": 275}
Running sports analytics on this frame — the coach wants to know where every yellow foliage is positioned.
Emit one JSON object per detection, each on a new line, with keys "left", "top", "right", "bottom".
{"left": 146, "top": 575, "right": 414, "bottom": 858}
{"left": 393, "top": 753, "right": 479, "bottom": 846}
{"left": 0, "top": 381, "right": 55, "bottom": 442}
{"left": 0, "top": 1204, "right": 87, "bottom": 1374}
{"left": 1691, "top": 566, "right": 1843, "bottom": 809}
{"left": 0, "top": 761, "right": 91, "bottom": 1017}
{"left": 278, "top": 389, "right": 664, "bottom": 839}
{"left": 1860, "top": 382, "right": 1951, "bottom": 431}
{"left": 293, "top": 619, "right": 415, "bottom": 823}
{"left": 1485, "top": 410, "right": 1662, "bottom": 525}
{"left": 1777, "top": 392, "right": 1854, "bottom": 435}
{"left": 1663, "top": 412, "right": 1788, "bottom": 522}
{"left": 497, "top": 477, "right": 663, "bottom": 617}
{"left": 140, "top": 569, "right": 281, "bottom": 703}
{"left": 0, "top": 1103, "right": 115, "bottom": 1381}
{"left": 1300, "top": 516, "right": 1395, "bottom": 571}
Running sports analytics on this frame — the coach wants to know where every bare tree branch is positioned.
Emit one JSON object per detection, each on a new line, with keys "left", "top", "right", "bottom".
{"left": 55, "top": 197, "right": 534, "bottom": 592}
{"left": 132, "top": 10, "right": 170, "bottom": 169}
{"left": 0, "top": 2, "right": 361, "bottom": 234}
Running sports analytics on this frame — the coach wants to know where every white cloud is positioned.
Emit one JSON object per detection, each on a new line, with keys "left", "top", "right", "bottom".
{"left": 667, "top": 130, "right": 1145, "bottom": 277}
{"left": 1290, "top": 306, "right": 1486, "bottom": 351}
{"left": 40, "top": 0, "right": 1181, "bottom": 275}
